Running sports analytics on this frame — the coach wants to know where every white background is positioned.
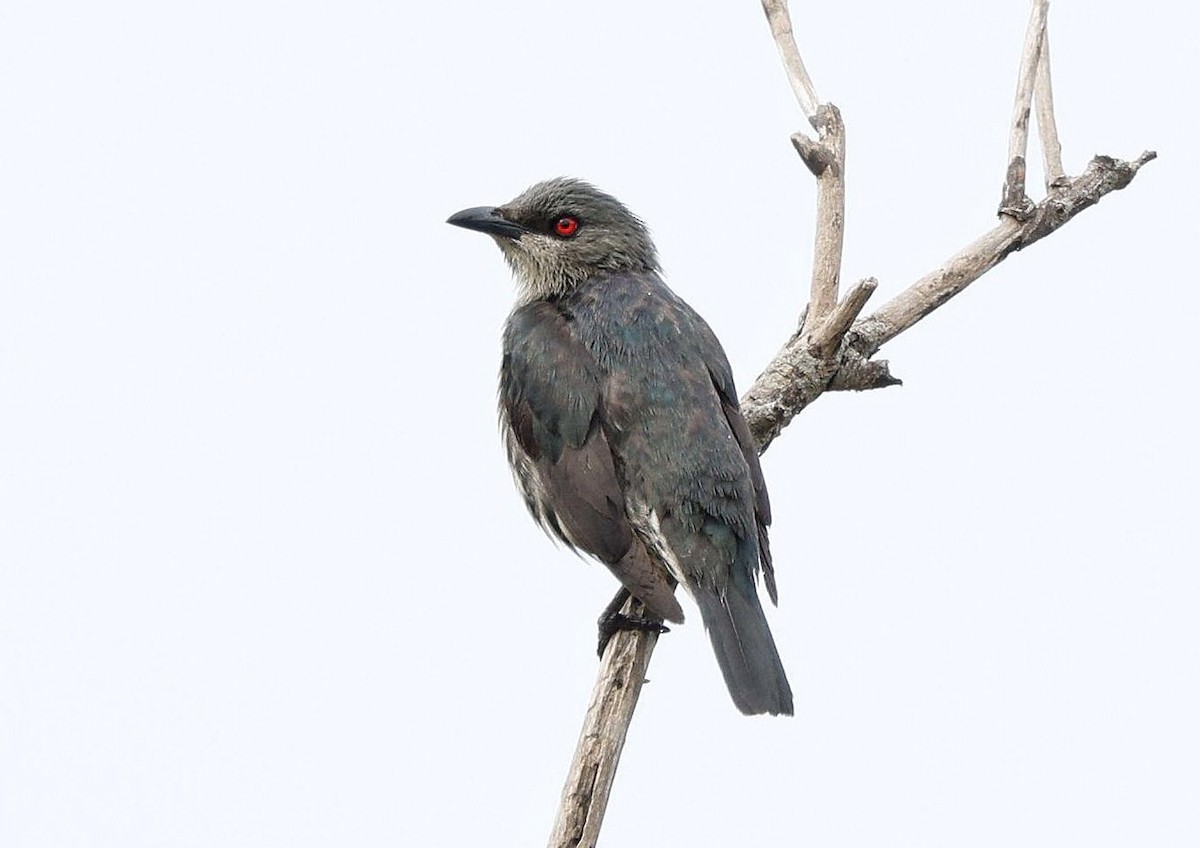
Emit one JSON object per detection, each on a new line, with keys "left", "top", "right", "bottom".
{"left": 2, "top": 1, "right": 1195, "bottom": 845}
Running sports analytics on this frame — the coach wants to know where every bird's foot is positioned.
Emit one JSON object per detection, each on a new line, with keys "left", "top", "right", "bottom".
{"left": 596, "top": 612, "right": 670, "bottom": 658}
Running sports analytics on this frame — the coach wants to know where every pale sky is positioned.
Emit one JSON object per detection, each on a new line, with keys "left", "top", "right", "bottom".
{"left": 2, "top": 1, "right": 1196, "bottom": 845}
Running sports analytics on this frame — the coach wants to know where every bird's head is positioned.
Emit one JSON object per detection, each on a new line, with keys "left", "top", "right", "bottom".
{"left": 447, "top": 178, "right": 660, "bottom": 301}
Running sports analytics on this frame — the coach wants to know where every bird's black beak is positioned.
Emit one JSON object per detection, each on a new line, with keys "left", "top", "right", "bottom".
{"left": 446, "top": 206, "right": 527, "bottom": 239}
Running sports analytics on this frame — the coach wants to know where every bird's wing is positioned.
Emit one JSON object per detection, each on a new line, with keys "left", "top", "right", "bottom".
{"left": 704, "top": 351, "right": 777, "bottom": 604}
{"left": 501, "top": 301, "right": 683, "bottom": 623}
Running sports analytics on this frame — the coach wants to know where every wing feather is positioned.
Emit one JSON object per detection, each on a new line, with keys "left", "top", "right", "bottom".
{"left": 707, "top": 363, "right": 776, "bottom": 604}
{"left": 500, "top": 301, "right": 683, "bottom": 622}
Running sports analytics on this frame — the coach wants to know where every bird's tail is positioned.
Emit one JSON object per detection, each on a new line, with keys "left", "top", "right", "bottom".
{"left": 693, "top": 576, "right": 793, "bottom": 716}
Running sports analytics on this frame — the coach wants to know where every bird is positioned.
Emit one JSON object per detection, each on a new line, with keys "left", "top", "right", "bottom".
{"left": 447, "top": 178, "right": 793, "bottom": 716}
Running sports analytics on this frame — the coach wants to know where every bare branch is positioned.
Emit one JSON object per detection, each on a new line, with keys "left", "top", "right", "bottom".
{"left": 547, "top": 2, "right": 1156, "bottom": 843}
{"left": 762, "top": 0, "right": 846, "bottom": 331}
{"left": 743, "top": 150, "right": 1156, "bottom": 447}
{"left": 760, "top": 0, "right": 820, "bottom": 120}
{"left": 548, "top": 601, "right": 660, "bottom": 848}
{"left": 796, "top": 105, "right": 847, "bottom": 327}
{"left": 740, "top": 102, "right": 856, "bottom": 451}
{"left": 861, "top": 151, "right": 1155, "bottom": 351}
{"left": 1034, "top": 30, "right": 1067, "bottom": 189}
{"left": 1001, "top": 0, "right": 1049, "bottom": 219}
{"left": 741, "top": 335, "right": 842, "bottom": 450}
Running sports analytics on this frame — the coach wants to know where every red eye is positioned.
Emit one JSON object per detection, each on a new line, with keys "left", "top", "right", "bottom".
{"left": 554, "top": 216, "right": 579, "bottom": 237}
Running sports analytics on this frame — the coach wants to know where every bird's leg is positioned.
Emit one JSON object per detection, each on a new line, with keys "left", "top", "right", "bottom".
{"left": 596, "top": 588, "right": 670, "bottom": 657}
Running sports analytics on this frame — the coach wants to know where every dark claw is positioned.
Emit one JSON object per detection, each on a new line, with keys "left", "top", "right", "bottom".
{"left": 596, "top": 611, "right": 670, "bottom": 658}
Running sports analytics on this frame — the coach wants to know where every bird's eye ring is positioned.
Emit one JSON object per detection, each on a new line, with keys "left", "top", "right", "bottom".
{"left": 554, "top": 217, "right": 580, "bottom": 237}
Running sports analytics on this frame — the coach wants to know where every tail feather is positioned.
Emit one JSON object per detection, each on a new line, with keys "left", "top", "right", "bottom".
{"left": 694, "top": 580, "right": 793, "bottom": 716}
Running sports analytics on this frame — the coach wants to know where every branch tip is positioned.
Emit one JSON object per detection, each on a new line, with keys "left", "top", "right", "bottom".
{"left": 1005, "top": 0, "right": 1050, "bottom": 204}
{"left": 1033, "top": 26, "right": 1065, "bottom": 190}
{"left": 761, "top": 0, "right": 820, "bottom": 118}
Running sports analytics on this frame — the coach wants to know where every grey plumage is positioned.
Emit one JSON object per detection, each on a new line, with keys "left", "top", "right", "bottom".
{"left": 448, "top": 178, "right": 793, "bottom": 716}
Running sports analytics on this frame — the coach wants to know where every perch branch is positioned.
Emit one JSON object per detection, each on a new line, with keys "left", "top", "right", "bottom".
{"left": 547, "top": 601, "right": 660, "bottom": 848}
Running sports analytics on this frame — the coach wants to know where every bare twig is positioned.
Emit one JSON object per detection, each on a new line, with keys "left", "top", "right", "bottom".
{"left": 1034, "top": 30, "right": 1067, "bottom": 189}
{"left": 547, "top": 601, "right": 660, "bottom": 848}
{"left": 760, "top": 0, "right": 819, "bottom": 120}
{"left": 1001, "top": 0, "right": 1050, "bottom": 219}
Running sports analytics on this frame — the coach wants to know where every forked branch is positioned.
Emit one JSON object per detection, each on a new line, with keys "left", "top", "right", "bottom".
{"left": 1001, "top": 0, "right": 1050, "bottom": 218}
{"left": 548, "top": 2, "right": 1155, "bottom": 844}
{"left": 742, "top": 148, "right": 1155, "bottom": 449}
{"left": 740, "top": 0, "right": 1155, "bottom": 450}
